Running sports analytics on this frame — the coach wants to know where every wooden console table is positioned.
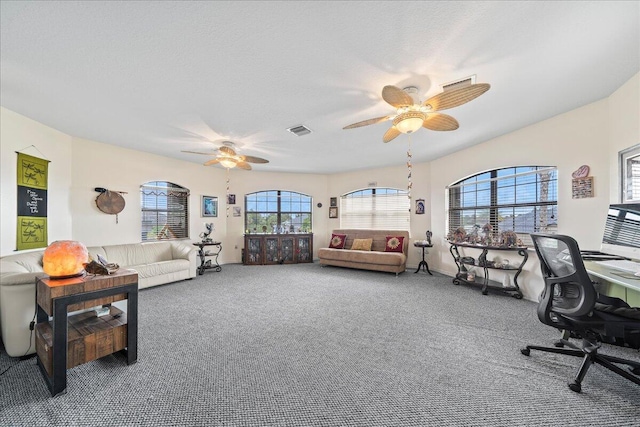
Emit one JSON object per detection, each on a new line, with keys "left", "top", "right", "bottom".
{"left": 35, "top": 270, "right": 138, "bottom": 396}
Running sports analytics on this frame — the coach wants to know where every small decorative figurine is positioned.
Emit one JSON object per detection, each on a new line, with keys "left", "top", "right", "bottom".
{"left": 425, "top": 230, "right": 432, "bottom": 245}
{"left": 200, "top": 223, "right": 214, "bottom": 243}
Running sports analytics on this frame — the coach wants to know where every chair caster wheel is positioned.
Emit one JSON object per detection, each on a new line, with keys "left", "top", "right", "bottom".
{"left": 520, "top": 348, "right": 530, "bottom": 356}
{"left": 568, "top": 382, "right": 581, "bottom": 393}
{"left": 482, "top": 291, "right": 488, "bottom": 295}
{"left": 553, "top": 340, "right": 564, "bottom": 348}
{"left": 630, "top": 367, "right": 640, "bottom": 376}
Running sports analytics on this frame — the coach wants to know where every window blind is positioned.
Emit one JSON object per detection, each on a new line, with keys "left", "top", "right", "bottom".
{"left": 340, "top": 189, "right": 410, "bottom": 231}
{"left": 140, "top": 182, "right": 190, "bottom": 241}
{"left": 447, "top": 167, "right": 557, "bottom": 244}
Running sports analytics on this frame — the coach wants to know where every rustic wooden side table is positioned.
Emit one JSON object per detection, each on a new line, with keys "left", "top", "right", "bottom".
{"left": 35, "top": 269, "right": 138, "bottom": 396}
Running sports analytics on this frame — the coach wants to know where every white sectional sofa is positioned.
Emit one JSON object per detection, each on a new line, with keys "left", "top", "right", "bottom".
{"left": 0, "top": 240, "right": 197, "bottom": 357}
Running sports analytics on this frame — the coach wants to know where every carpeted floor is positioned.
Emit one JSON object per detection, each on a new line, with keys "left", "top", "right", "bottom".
{"left": 1, "top": 263, "right": 639, "bottom": 426}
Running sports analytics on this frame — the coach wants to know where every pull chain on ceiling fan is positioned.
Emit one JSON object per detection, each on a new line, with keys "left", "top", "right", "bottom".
{"left": 343, "top": 80, "right": 490, "bottom": 142}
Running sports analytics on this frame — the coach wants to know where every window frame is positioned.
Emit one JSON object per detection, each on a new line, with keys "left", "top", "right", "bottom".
{"left": 140, "top": 181, "right": 190, "bottom": 242}
{"left": 244, "top": 190, "right": 313, "bottom": 233}
{"left": 446, "top": 166, "right": 558, "bottom": 244}
{"left": 620, "top": 143, "right": 640, "bottom": 203}
{"left": 340, "top": 187, "right": 410, "bottom": 231}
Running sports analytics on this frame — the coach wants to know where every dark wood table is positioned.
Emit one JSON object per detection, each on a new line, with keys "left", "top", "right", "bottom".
{"left": 414, "top": 242, "right": 433, "bottom": 275}
{"left": 35, "top": 270, "right": 138, "bottom": 396}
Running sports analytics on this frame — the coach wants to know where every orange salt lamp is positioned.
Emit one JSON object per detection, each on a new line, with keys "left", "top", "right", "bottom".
{"left": 42, "top": 240, "right": 89, "bottom": 278}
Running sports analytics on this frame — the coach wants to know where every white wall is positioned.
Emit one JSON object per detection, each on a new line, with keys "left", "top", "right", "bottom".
{"left": 428, "top": 71, "right": 640, "bottom": 301}
{"left": 327, "top": 162, "right": 432, "bottom": 269}
{"left": 0, "top": 107, "right": 74, "bottom": 255}
{"left": 1, "top": 72, "right": 637, "bottom": 300}
{"left": 608, "top": 72, "right": 640, "bottom": 202}
{"left": 226, "top": 170, "right": 330, "bottom": 263}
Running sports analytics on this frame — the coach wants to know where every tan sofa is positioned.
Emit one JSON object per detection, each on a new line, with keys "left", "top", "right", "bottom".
{"left": 318, "top": 229, "right": 409, "bottom": 275}
{"left": 0, "top": 240, "right": 197, "bottom": 357}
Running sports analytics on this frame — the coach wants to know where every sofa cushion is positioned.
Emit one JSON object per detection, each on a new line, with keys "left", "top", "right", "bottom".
{"left": 127, "top": 259, "right": 191, "bottom": 279}
{"left": 329, "top": 233, "right": 347, "bottom": 249}
{"left": 385, "top": 236, "right": 405, "bottom": 253}
{"left": 351, "top": 238, "right": 373, "bottom": 251}
{"left": 318, "top": 248, "right": 406, "bottom": 267}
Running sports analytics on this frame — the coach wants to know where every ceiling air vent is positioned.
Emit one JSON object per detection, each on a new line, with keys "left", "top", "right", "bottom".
{"left": 286, "top": 125, "right": 312, "bottom": 136}
{"left": 442, "top": 75, "right": 476, "bottom": 92}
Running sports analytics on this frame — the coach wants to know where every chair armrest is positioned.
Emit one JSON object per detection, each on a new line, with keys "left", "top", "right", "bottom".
{"left": 170, "top": 242, "right": 198, "bottom": 261}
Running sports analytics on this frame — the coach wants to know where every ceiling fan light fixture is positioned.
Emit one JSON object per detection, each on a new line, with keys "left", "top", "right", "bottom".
{"left": 393, "top": 111, "right": 426, "bottom": 134}
{"left": 219, "top": 157, "right": 237, "bottom": 169}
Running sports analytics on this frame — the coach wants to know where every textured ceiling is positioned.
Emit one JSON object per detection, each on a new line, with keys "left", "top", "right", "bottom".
{"left": 1, "top": 1, "right": 638, "bottom": 174}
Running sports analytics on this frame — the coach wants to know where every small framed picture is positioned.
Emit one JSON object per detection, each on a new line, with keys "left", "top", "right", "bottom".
{"left": 329, "top": 206, "right": 338, "bottom": 218}
{"left": 202, "top": 196, "right": 218, "bottom": 217}
{"left": 227, "top": 194, "right": 236, "bottom": 205}
{"left": 233, "top": 206, "right": 241, "bottom": 217}
{"left": 415, "top": 199, "right": 425, "bottom": 214}
{"left": 330, "top": 197, "right": 337, "bottom": 207}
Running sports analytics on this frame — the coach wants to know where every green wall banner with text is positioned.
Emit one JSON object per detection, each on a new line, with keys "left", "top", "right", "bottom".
{"left": 16, "top": 152, "right": 49, "bottom": 250}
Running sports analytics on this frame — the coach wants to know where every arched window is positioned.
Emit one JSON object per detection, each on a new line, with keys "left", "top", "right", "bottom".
{"left": 140, "top": 181, "right": 190, "bottom": 241}
{"left": 340, "top": 188, "right": 410, "bottom": 231}
{"left": 245, "top": 190, "right": 312, "bottom": 233}
{"left": 447, "top": 166, "right": 557, "bottom": 244}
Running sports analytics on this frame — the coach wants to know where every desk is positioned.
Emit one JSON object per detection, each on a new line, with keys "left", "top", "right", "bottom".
{"left": 36, "top": 270, "right": 138, "bottom": 396}
{"left": 583, "top": 261, "right": 640, "bottom": 307}
{"left": 193, "top": 241, "right": 222, "bottom": 275}
{"left": 413, "top": 242, "right": 433, "bottom": 275}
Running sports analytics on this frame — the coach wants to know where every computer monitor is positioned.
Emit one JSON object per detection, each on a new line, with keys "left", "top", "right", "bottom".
{"left": 600, "top": 203, "right": 640, "bottom": 261}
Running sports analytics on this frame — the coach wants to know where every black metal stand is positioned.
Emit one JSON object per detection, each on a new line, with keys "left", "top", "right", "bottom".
{"left": 414, "top": 243, "right": 433, "bottom": 275}
{"left": 449, "top": 242, "right": 527, "bottom": 298}
{"left": 193, "top": 241, "right": 222, "bottom": 275}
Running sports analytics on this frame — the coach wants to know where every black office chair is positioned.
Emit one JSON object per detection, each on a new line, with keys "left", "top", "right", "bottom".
{"left": 521, "top": 233, "right": 640, "bottom": 392}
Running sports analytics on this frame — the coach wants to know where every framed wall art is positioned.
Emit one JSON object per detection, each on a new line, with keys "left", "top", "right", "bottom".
{"left": 329, "top": 206, "right": 338, "bottom": 218}
{"left": 202, "top": 196, "right": 218, "bottom": 217}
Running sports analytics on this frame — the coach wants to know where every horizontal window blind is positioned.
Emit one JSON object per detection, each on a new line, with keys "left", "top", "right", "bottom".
{"left": 447, "top": 167, "right": 557, "bottom": 245}
{"left": 340, "top": 189, "right": 410, "bottom": 231}
{"left": 603, "top": 207, "right": 640, "bottom": 247}
{"left": 141, "top": 182, "right": 189, "bottom": 241}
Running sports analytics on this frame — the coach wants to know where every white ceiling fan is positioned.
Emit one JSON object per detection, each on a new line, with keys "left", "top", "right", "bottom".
{"left": 182, "top": 141, "right": 269, "bottom": 170}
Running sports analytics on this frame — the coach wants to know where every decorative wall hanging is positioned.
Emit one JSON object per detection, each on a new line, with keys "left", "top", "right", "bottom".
{"left": 571, "top": 165, "right": 594, "bottom": 199}
{"left": 202, "top": 196, "right": 218, "bottom": 217}
{"left": 16, "top": 151, "right": 50, "bottom": 250}
{"left": 233, "top": 207, "right": 242, "bottom": 217}
{"left": 415, "top": 199, "right": 425, "bottom": 214}
{"left": 95, "top": 187, "right": 127, "bottom": 223}
{"left": 330, "top": 197, "right": 337, "bottom": 207}
{"left": 329, "top": 207, "right": 338, "bottom": 218}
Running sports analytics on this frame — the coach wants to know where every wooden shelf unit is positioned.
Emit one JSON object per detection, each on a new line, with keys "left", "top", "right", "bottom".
{"left": 35, "top": 270, "right": 138, "bottom": 396}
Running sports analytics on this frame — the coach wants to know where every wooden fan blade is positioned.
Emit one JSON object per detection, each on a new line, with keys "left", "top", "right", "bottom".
{"left": 240, "top": 155, "right": 269, "bottom": 164}
{"left": 204, "top": 158, "right": 221, "bottom": 166}
{"left": 382, "top": 85, "right": 414, "bottom": 108}
{"left": 343, "top": 115, "right": 392, "bottom": 130}
{"left": 383, "top": 126, "right": 401, "bottom": 143}
{"left": 423, "top": 83, "right": 490, "bottom": 112}
{"left": 423, "top": 113, "right": 459, "bottom": 131}
{"left": 182, "top": 150, "right": 216, "bottom": 156}
{"left": 236, "top": 161, "right": 252, "bottom": 170}
{"left": 219, "top": 145, "right": 237, "bottom": 156}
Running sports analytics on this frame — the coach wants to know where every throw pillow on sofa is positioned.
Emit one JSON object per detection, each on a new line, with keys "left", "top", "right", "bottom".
{"left": 385, "top": 236, "right": 405, "bottom": 253}
{"left": 329, "top": 233, "right": 347, "bottom": 249}
{"left": 351, "top": 238, "right": 373, "bottom": 251}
